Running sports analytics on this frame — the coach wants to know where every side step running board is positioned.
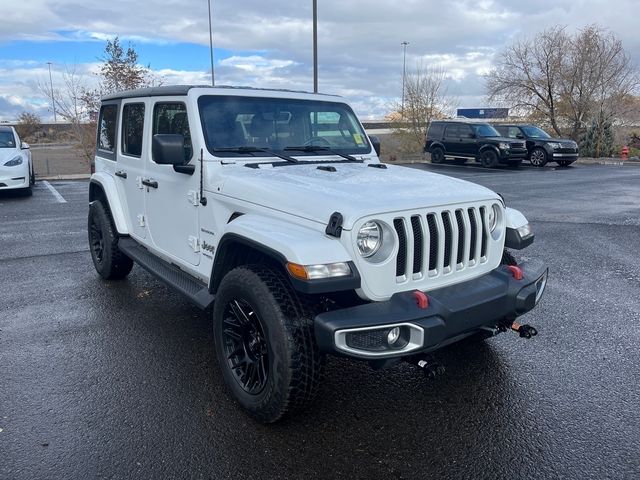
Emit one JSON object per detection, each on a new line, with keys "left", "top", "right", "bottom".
{"left": 118, "top": 237, "right": 215, "bottom": 310}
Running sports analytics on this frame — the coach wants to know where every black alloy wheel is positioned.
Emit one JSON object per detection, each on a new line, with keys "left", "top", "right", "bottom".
{"left": 89, "top": 217, "right": 105, "bottom": 264}
{"left": 480, "top": 149, "right": 499, "bottom": 168}
{"left": 222, "top": 298, "right": 269, "bottom": 395}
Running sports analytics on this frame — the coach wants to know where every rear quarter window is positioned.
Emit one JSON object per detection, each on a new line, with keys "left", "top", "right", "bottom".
{"left": 98, "top": 104, "right": 118, "bottom": 153}
{"left": 427, "top": 123, "right": 444, "bottom": 139}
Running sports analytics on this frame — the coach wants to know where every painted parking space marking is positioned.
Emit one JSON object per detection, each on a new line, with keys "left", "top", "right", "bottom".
{"left": 42, "top": 181, "right": 67, "bottom": 203}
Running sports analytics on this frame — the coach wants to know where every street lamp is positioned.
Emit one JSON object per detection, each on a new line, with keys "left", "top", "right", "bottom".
{"left": 207, "top": 0, "right": 215, "bottom": 86}
{"left": 313, "top": 0, "right": 318, "bottom": 93}
{"left": 46, "top": 62, "right": 57, "bottom": 122}
{"left": 401, "top": 41, "right": 409, "bottom": 118}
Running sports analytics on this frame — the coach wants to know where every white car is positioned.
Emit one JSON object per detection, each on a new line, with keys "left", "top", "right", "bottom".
{"left": 0, "top": 126, "right": 34, "bottom": 195}
{"left": 88, "top": 86, "right": 548, "bottom": 423}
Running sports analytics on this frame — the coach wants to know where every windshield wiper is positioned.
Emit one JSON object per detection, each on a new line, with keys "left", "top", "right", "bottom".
{"left": 284, "top": 145, "right": 361, "bottom": 163}
{"left": 212, "top": 146, "right": 298, "bottom": 163}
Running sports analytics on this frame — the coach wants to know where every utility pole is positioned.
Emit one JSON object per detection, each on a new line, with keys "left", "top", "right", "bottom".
{"left": 208, "top": 0, "right": 215, "bottom": 86}
{"left": 401, "top": 41, "right": 409, "bottom": 118}
{"left": 47, "top": 62, "right": 57, "bottom": 122}
{"left": 313, "top": 0, "right": 318, "bottom": 93}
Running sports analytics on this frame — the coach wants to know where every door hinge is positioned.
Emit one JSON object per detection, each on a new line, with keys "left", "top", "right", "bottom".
{"left": 188, "top": 235, "right": 200, "bottom": 252}
{"left": 137, "top": 214, "right": 145, "bottom": 227}
{"left": 187, "top": 190, "right": 200, "bottom": 206}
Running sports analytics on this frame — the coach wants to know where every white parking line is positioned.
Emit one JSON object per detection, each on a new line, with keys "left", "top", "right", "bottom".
{"left": 42, "top": 181, "right": 67, "bottom": 203}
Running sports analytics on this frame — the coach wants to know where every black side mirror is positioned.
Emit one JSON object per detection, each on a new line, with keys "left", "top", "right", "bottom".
{"left": 368, "top": 135, "right": 381, "bottom": 156}
{"left": 152, "top": 134, "right": 186, "bottom": 165}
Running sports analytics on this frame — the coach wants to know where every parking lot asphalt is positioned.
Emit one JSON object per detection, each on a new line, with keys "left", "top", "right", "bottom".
{"left": 1, "top": 164, "right": 639, "bottom": 480}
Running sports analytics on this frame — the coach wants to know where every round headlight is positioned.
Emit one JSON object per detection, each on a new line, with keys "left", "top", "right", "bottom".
{"left": 357, "top": 221, "right": 382, "bottom": 258}
{"left": 489, "top": 204, "right": 500, "bottom": 232}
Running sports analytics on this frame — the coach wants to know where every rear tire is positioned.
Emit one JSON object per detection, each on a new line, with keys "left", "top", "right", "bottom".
{"left": 430, "top": 147, "right": 445, "bottom": 164}
{"left": 88, "top": 201, "right": 133, "bottom": 279}
{"left": 480, "top": 149, "right": 499, "bottom": 168}
{"left": 213, "top": 265, "right": 325, "bottom": 423}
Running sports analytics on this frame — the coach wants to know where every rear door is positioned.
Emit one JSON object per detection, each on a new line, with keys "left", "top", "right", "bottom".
{"left": 442, "top": 124, "right": 461, "bottom": 155}
{"left": 115, "top": 100, "right": 148, "bottom": 240}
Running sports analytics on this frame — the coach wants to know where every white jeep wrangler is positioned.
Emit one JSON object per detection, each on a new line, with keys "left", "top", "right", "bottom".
{"left": 88, "top": 85, "right": 547, "bottom": 423}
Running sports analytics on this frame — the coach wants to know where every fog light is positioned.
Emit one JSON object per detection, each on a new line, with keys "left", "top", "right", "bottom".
{"left": 387, "top": 327, "right": 401, "bottom": 345}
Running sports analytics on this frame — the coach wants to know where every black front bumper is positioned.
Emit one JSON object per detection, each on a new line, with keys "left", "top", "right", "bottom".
{"left": 314, "top": 262, "right": 548, "bottom": 359}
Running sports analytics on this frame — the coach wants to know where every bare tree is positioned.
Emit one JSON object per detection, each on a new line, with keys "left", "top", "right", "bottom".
{"left": 563, "top": 25, "right": 639, "bottom": 141}
{"left": 391, "top": 64, "right": 455, "bottom": 152}
{"left": 486, "top": 26, "right": 567, "bottom": 136}
{"left": 36, "top": 37, "right": 160, "bottom": 167}
{"left": 15, "top": 112, "right": 42, "bottom": 141}
{"left": 486, "top": 25, "right": 639, "bottom": 152}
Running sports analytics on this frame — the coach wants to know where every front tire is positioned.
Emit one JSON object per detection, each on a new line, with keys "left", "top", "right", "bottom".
{"left": 530, "top": 147, "right": 548, "bottom": 167}
{"left": 480, "top": 149, "right": 499, "bottom": 168}
{"left": 213, "top": 265, "right": 325, "bottom": 423}
{"left": 88, "top": 201, "right": 133, "bottom": 279}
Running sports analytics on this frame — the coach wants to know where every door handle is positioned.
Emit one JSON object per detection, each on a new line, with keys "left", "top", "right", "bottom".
{"left": 141, "top": 178, "right": 158, "bottom": 189}
{"left": 115, "top": 170, "right": 127, "bottom": 179}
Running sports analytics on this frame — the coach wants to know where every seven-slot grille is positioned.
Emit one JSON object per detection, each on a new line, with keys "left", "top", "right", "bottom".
{"left": 392, "top": 206, "right": 489, "bottom": 280}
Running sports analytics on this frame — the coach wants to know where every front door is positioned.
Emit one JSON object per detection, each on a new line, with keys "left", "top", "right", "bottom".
{"left": 144, "top": 100, "right": 200, "bottom": 266}
{"left": 114, "top": 101, "right": 147, "bottom": 240}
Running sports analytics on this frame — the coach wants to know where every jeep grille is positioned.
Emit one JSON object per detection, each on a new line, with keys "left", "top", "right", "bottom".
{"left": 392, "top": 206, "right": 489, "bottom": 280}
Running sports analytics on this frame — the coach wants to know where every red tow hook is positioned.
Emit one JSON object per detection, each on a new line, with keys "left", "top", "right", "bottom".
{"left": 506, "top": 265, "right": 524, "bottom": 281}
{"left": 413, "top": 290, "right": 429, "bottom": 309}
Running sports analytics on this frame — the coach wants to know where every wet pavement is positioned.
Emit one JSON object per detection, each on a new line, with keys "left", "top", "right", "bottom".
{"left": 1, "top": 164, "right": 639, "bottom": 479}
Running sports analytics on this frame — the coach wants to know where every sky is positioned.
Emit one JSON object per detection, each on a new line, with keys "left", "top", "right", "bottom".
{"left": 0, "top": 0, "right": 638, "bottom": 121}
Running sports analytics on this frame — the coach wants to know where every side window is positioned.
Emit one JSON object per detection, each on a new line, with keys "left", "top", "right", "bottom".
{"left": 98, "top": 104, "right": 118, "bottom": 152}
{"left": 121, "top": 103, "right": 145, "bottom": 157}
{"left": 509, "top": 127, "right": 523, "bottom": 139}
{"left": 428, "top": 123, "right": 444, "bottom": 139}
{"left": 444, "top": 125, "right": 460, "bottom": 138}
{"left": 152, "top": 102, "right": 192, "bottom": 162}
{"left": 459, "top": 124, "right": 473, "bottom": 138}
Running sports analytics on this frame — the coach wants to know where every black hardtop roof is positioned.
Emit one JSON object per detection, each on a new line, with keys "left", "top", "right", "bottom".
{"left": 101, "top": 84, "right": 340, "bottom": 102}
{"left": 431, "top": 120, "right": 493, "bottom": 126}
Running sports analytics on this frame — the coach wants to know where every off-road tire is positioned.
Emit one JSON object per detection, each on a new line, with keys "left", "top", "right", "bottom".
{"left": 480, "top": 149, "right": 499, "bottom": 168}
{"left": 430, "top": 147, "right": 445, "bottom": 164}
{"left": 213, "top": 265, "right": 325, "bottom": 423}
{"left": 529, "top": 147, "right": 548, "bottom": 167}
{"left": 88, "top": 201, "right": 133, "bottom": 280}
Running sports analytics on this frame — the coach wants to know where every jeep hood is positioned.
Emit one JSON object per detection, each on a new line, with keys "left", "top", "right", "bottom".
{"left": 219, "top": 162, "right": 500, "bottom": 229}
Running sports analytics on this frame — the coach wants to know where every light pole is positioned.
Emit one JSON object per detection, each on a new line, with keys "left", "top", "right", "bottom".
{"left": 401, "top": 41, "right": 409, "bottom": 118}
{"left": 46, "top": 62, "right": 57, "bottom": 122}
{"left": 207, "top": 0, "right": 215, "bottom": 86}
{"left": 313, "top": 0, "right": 318, "bottom": 93}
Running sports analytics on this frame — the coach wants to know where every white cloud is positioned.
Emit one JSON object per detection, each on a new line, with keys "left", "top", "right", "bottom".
{"left": 1, "top": 0, "right": 639, "bottom": 120}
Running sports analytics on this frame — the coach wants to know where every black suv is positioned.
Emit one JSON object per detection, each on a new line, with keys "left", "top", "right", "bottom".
{"left": 494, "top": 124, "right": 578, "bottom": 167}
{"left": 424, "top": 120, "right": 527, "bottom": 168}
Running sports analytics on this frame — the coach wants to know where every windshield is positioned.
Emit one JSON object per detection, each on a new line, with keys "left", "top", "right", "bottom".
{"left": 521, "top": 126, "right": 551, "bottom": 139}
{"left": 473, "top": 124, "right": 501, "bottom": 137}
{"left": 197, "top": 95, "right": 371, "bottom": 157}
{"left": 0, "top": 131, "right": 16, "bottom": 148}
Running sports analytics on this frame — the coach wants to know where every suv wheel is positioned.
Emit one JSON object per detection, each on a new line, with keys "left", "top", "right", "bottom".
{"left": 430, "top": 147, "right": 445, "bottom": 164}
{"left": 530, "top": 148, "right": 548, "bottom": 167}
{"left": 480, "top": 149, "right": 499, "bottom": 168}
{"left": 88, "top": 201, "right": 134, "bottom": 279}
{"left": 213, "top": 265, "right": 325, "bottom": 423}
